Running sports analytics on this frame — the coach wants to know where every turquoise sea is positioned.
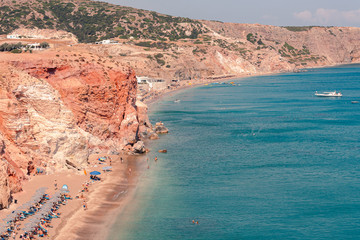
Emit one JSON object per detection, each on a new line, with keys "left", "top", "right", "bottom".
{"left": 109, "top": 65, "right": 360, "bottom": 240}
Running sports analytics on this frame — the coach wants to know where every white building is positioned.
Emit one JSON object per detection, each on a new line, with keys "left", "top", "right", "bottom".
{"left": 7, "top": 35, "right": 20, "bottom": 39}
{"left": 136, "top": 76, "right": 150, "bottom": 84}
{"left": 26, "top": 43, "right": 41, "bottom": 49}
{"left": 95, "top": 39, "right": 119, "bottom": 45}
{"left": 136, "top": 76, "right": 166, "bottom": 90}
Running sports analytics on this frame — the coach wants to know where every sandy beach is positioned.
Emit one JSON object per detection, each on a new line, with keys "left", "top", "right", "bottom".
{"left": 0, "top": 153, "right": 147, "bottom": 240}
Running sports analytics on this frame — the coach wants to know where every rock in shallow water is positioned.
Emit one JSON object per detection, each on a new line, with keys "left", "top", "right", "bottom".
{"left": 153, "top": 122, "right": 169, "bottom": 134}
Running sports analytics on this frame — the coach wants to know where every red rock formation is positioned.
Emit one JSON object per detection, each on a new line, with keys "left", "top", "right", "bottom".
{"left": 12, "top": 59, "right": 143, "bottom": 149}
{"left": 0, "top": 53, "right": 150, "bottom": 208}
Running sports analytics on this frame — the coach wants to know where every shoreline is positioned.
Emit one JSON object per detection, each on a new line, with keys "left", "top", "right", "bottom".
{"left": 145, "top": 61, "right": 360, "bottom": 108}
{"left": 144, "top": 71, "right": 282, "bottom": 109}
{"left": 60, "top": 156, "right": 148, "bottom": 240}
{"left": 144, "top": 73, "right": 250, "bottom": 108}
{"left": 54, "top": 154, "right": 147, "bottom": 240}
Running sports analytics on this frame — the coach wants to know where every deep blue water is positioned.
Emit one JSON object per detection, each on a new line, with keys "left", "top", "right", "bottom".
{"left": 109, "top": 65, "right": 360, "bottom": 240}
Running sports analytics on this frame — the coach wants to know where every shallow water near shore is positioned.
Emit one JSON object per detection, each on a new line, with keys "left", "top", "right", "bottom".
{"left": 108, "top": 64, "right": 360, "bottom": 239}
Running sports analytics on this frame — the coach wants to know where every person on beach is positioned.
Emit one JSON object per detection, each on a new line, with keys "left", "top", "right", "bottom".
{"left": 121, "top": 157, "right": 123, "bottom": 163}
{"left": 54, "top": 180, "right": 58, "bottom": 190}
{"left": 128, "top": 168, "right": 132, "bottom": 175}
{"left": 83, "top": 200, "right": 87, "bottom": 210}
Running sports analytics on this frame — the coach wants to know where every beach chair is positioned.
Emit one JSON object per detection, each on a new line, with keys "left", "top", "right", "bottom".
{"left": 39, "top": 224, "right": 48, "bottom": 234}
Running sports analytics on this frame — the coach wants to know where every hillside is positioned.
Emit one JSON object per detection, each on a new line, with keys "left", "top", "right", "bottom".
{"left": 1, "top": 0, "right": 360, "bottom": 77}
{"left": 0, "top": 0, "right": 204, "bottom": 42}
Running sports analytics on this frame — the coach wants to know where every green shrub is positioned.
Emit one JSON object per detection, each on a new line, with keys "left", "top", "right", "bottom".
{"left": 11, "top": 49, "right": 22, "bottom": 53}
{"left": 246, "top": 33, "right": 257, "bottom": 44}
{"left": 283, "top": 42, "right": 294, "bottom": 51}
{"left": 156, "top": 58, "right": 165, "bottom": 66}
{"left": 257, "top": 39, "right": 264, "bottom": 45}
{"left": 40, "top": 42, "right": 49, "bottom": 48}
{"left": 155, "top": 53, "right": 163, "bottom": 59}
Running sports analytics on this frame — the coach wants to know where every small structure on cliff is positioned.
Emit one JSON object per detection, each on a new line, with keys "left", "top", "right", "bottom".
{"left": 7, "top": 34, "right": 20, "bottom": 39}
{"left": 95, "top": 39, "right": 119, "bottom": 44}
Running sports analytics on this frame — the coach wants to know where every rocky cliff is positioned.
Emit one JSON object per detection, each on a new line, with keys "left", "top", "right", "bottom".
{"left": 0, "top": 50, "right": 150, "bottom": 209}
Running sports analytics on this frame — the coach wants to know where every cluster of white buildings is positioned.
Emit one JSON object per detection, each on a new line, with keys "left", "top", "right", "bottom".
{"left": 6, "top": 34, "right": 20, "bottom": 39}
{"left": 136, "top": 76, "right": 166, "bottom": 90}
{"left": 25, "top": 43, "right": 42, "bottom": 50}
{"left": 6, "top": 34, "right": 44, "bottom": 39}
{"left": 95, "top": 39, "right": 119, "bottom": 45}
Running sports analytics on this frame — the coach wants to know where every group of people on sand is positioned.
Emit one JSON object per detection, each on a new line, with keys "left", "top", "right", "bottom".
{"left": 75, "top": 181, "right": 92, "bottom": 211}
{"left": 0, "top": 191, "right": 69, "bottom": 240}
{"left": 90, "top": 175, "right": 101, "bottom": 181}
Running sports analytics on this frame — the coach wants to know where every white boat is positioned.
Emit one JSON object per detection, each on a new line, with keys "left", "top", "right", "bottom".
{"left": 315, "top": 91, "right": 342, "bottom": 97}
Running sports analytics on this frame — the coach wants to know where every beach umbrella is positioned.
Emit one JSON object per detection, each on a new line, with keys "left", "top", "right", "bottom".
{"left": 102, "top": 166, "right": 112, "bottom": 171}
{"left": 90, "top": 171, "right": 101, "bottom": 175}
{"left": 60, "top": 184, "right": 70, "bottom": 193}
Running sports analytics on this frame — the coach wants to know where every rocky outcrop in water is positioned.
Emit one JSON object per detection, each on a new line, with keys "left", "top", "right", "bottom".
{"left": 154, "top": 122, "right": 169, "bottom": 134}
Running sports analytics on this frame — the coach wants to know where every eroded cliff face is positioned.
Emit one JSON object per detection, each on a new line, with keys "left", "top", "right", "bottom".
{"left": 0, "top": 51, "right": 150, "bottom": 208}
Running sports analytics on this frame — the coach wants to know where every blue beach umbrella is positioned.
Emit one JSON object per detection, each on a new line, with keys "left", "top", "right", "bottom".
{"left": 90, "top": 171, "right": 101, "bottom": 175}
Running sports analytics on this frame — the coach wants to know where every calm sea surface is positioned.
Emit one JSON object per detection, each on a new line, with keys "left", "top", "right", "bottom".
{"left": 109, "top": 65, "right": 360, "bottom": 240}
